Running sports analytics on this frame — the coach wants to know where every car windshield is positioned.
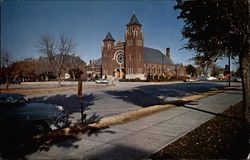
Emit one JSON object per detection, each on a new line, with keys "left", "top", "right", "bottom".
{"left": 0, "top": 94, "right": 28, "bottom": 104}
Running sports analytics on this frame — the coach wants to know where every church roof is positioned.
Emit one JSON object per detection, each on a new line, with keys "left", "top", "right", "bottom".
{"left": 144, "top": 47, "right": 173, "bottom": 65}
{"left": 103, "top": 32, "right": 115, "bottom": 41}
{"left": 95, "top": 58, "right": 102, "bottom": 66}
{"left": 127, "top": 14, "right": 142, "bottom": 26}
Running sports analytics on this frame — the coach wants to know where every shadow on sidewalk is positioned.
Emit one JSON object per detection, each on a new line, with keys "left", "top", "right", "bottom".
{"left": 82, "top": 144, "right": 149, "bottom": 159}
{"left": 168, "top": 98, "right": 244, "bottom": 121}
{"left": 181, "top": 104, "right": 244, "bottom": 121}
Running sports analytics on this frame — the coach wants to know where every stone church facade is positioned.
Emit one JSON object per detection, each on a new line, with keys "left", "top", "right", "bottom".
{"left": 88, "top": 14, "right": 186, "bottom": 80}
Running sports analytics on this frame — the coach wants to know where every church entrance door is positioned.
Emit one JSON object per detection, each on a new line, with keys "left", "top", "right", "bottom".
{"left": 114, "top": 68, "right": 125, "bottom": 79}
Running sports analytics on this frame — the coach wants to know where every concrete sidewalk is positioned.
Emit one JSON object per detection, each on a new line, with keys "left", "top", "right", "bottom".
{"left": 26, "top": 88, "right": 242, "bottom": 159}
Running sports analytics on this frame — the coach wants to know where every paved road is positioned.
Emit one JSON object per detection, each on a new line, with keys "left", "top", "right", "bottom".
{"left": 28, "top": 81, "right": 241, "bottom": 123}
{"left": 25, "top": 86, "right": 243, "bottom": 159}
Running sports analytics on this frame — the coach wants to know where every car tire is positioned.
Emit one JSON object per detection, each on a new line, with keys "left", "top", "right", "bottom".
{"left": 30, "top": 122, "right": 50, "bottom": 136}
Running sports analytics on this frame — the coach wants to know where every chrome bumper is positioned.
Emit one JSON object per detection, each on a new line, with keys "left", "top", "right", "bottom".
{"left": 51, "top": 112, "right": 70, "bottom": 130}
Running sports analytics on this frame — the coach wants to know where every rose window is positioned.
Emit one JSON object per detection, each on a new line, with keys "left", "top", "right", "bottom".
{"left": 116, "top": 52, "right": 124, "bottom": 64}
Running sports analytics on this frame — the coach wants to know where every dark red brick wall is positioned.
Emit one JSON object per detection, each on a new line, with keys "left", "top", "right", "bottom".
{"left": 102, "top": 41, "right": 115, "bottom": 76}
{"left": 125, "top": 25, "right": 144, "bottom": 75}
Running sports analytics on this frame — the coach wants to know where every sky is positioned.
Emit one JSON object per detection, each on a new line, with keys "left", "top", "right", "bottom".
{"left": 2, "top": 0, "right": 238, "bottom": 70}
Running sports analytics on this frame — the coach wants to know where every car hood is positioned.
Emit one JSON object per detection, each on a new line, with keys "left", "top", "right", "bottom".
{"left": 0, "top": 102, "right": 61, "bottom": 116}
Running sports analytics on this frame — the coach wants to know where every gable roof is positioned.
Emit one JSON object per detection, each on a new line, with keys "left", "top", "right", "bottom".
{"left": 144, "top": 47, "right": 173, "bottom": 65}
{"left": 127, "top": 14, "right": 142, "bottom": 26}
{"left": 103, "top": 32, "right": 115, "bottom": 41}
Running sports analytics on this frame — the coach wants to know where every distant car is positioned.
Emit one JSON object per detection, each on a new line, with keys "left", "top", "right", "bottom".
{"left": 183, "top": 77, "right": 200, "bottom": 82}
{"left": 0, "top": 93, "right": 69, "bottom": 135}
{"left": 207, "top": 77, "right": 218, "bottom": 81}
{"left": 231, "top": 76, "right": 242, "bottom": 82}
{"left": 11, "top": 80, "right": 21, "bottom": 84}
{"left": 95, "top": 78, "right": 108, "bottom": 84}
{"left": 198, "top": 77, "right": 208, "bottom": 81}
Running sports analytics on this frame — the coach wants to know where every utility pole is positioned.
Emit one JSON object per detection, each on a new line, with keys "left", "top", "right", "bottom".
{"left": 77, "top": 80, "right": 86, "bottom": 124}
{"left": 161, "top": 53, "right": 163, "bottom": 75}
{"left": 0, "top": 0, "right": 2, "bottom": 69}
{"left": 228, "top": 56, "right": 231, "bottom": 87}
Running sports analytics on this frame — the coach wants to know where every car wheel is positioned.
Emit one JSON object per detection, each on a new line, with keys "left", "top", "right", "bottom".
{"left": 31, "top": 122, "right": 50, "bottom": 135}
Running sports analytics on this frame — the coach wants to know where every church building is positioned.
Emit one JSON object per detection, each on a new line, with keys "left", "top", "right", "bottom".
{"left": 87, "top": 14, "right": 186, "bottom": 80}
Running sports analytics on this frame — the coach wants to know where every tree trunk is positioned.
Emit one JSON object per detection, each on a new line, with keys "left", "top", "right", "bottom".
{"left": 239, "top": 53, "right": 250, "bottom": 123}
{"left": 6, "top": 72, "right": 9, "bottom": 89}
{"left": 58, "top": 73, "right": 62, "bottom": 87}
{"left": 45, "top": 73, "right": 48, "bottom": 81}
{"left": 73, "top": 72, "right": 76, "bottom": 80}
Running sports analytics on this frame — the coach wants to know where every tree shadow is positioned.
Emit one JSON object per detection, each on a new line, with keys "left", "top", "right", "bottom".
{"left": 30, "top": 93, "right": 101, "bottom": 114}
{"left": 181, "top": 104, "right": 244, "bottom": 121}
{"left": 0, "top": 120, "right": 116, "bottom": 159}
{"left": 167, "top": 98, "right": 244, "bottom": 121}
{"left": 105, "top": 83, "right": 226, "bottom": 107}
{"left": 82, "top": 144, "right": 150, "bottom": 159}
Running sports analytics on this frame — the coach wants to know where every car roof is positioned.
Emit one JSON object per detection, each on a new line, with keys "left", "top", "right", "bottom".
{"left": 0, "top": 93, "right": 24, "bottom": 100}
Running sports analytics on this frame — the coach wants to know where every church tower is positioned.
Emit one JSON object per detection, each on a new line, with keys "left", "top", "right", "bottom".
{"left": 125, "top": 14, "right": 145, "bottom": 79}
{"left": 102, "top": 32, "right": 115, "bottom": 78}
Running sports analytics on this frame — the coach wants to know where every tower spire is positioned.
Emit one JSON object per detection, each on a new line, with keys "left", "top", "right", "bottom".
{"left": 127, "top": 14, "right": 141, "bottom": 26}
{"left": 103, "top": 32, "right": 115, "bottom": 41}
{"left": 132, "top": 10, "right": 135, "bottom": 15}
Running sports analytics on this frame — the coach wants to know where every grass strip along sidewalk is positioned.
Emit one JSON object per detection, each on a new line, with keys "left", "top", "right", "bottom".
{"left": 150, "top": 101, "right": 249, "bottom": 159}
{"left": 34, "top": 87, "right": 239, "bottom": 145}
{"left": 0, "top": 85, "right": 115, "bottom": 95}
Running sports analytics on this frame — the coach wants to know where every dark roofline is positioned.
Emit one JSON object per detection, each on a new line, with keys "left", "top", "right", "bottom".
{"left": 144, "top": 47, "right": 174, "bottom": 65}
{"left": 126, "top": 14, "right": 142, "bottom": 26}
{"left": 103, "top": 32, "right": 115, "bottom": 41}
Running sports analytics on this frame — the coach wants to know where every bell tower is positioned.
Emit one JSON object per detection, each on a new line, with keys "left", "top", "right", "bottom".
{"left": 125, "top": 14, "right": 144, "bottom": 80}
{"left": 102, "top": 32, "right": 115, "bottom": 78}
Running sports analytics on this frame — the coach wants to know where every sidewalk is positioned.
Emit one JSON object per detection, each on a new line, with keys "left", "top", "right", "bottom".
{"left": 26, "top": 88, "right": 242, "bottom": 159}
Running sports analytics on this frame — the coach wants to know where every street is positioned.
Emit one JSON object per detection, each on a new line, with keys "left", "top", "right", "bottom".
{"left": 28, "top": 81, "right": 240, "bottom": 123}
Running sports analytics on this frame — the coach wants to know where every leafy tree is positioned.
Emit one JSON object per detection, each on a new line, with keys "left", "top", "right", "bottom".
{"left": 235, "top": 66, "right": 241, "bottom": 77}
{"left": 211, "top": 64, "right": 222, "bottom": 77}
{"left": 185, "top": 64, "right": 197, "bottom": 77}
{"left": 64, "top": 54, "right": 85, "bottom": 80}
{"left": 174, "top": 0, "right": 249, "bottom": 122}
{"left": 192, "top": 56, "right": 212, "bottom": 76}
{"left": 69, "top": 67, "right": 83, "bottom": 80}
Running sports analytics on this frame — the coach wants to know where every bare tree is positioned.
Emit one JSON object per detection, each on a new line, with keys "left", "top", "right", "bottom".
{"left": 37, "top": 34, "right": 76, "bottom": 87}
{"left": 0, "top": 49, "right": 12, "bottom": 89}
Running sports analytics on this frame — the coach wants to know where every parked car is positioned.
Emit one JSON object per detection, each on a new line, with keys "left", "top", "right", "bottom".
{"left": 0, "top": 93, "right": 69, "bottom": 135}
{"left": 207, "top": 77, "right": 218, "bottom": 81}
{"left": 95, "top": 78, "right": 108, "bottom": 84}
{"left": 231, "top": 76, "right": 242, "bottom": 82}
{"left": 198, "top": 77, "right": 208, "bottom": 81}
{"left": 11, "top": 80, "right": 21, "bottom": 84}
{"left": 183, "top": 77, "right": 200, "bottom": 82}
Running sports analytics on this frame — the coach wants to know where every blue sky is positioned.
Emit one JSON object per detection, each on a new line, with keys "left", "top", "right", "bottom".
{"left": 2, "top": 0, "right": 237, "bottom": 70}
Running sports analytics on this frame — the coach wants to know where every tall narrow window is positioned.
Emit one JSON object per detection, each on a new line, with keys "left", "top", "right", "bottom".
{"left": 138, "top": 40, "right": 142, "bottom": 46}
